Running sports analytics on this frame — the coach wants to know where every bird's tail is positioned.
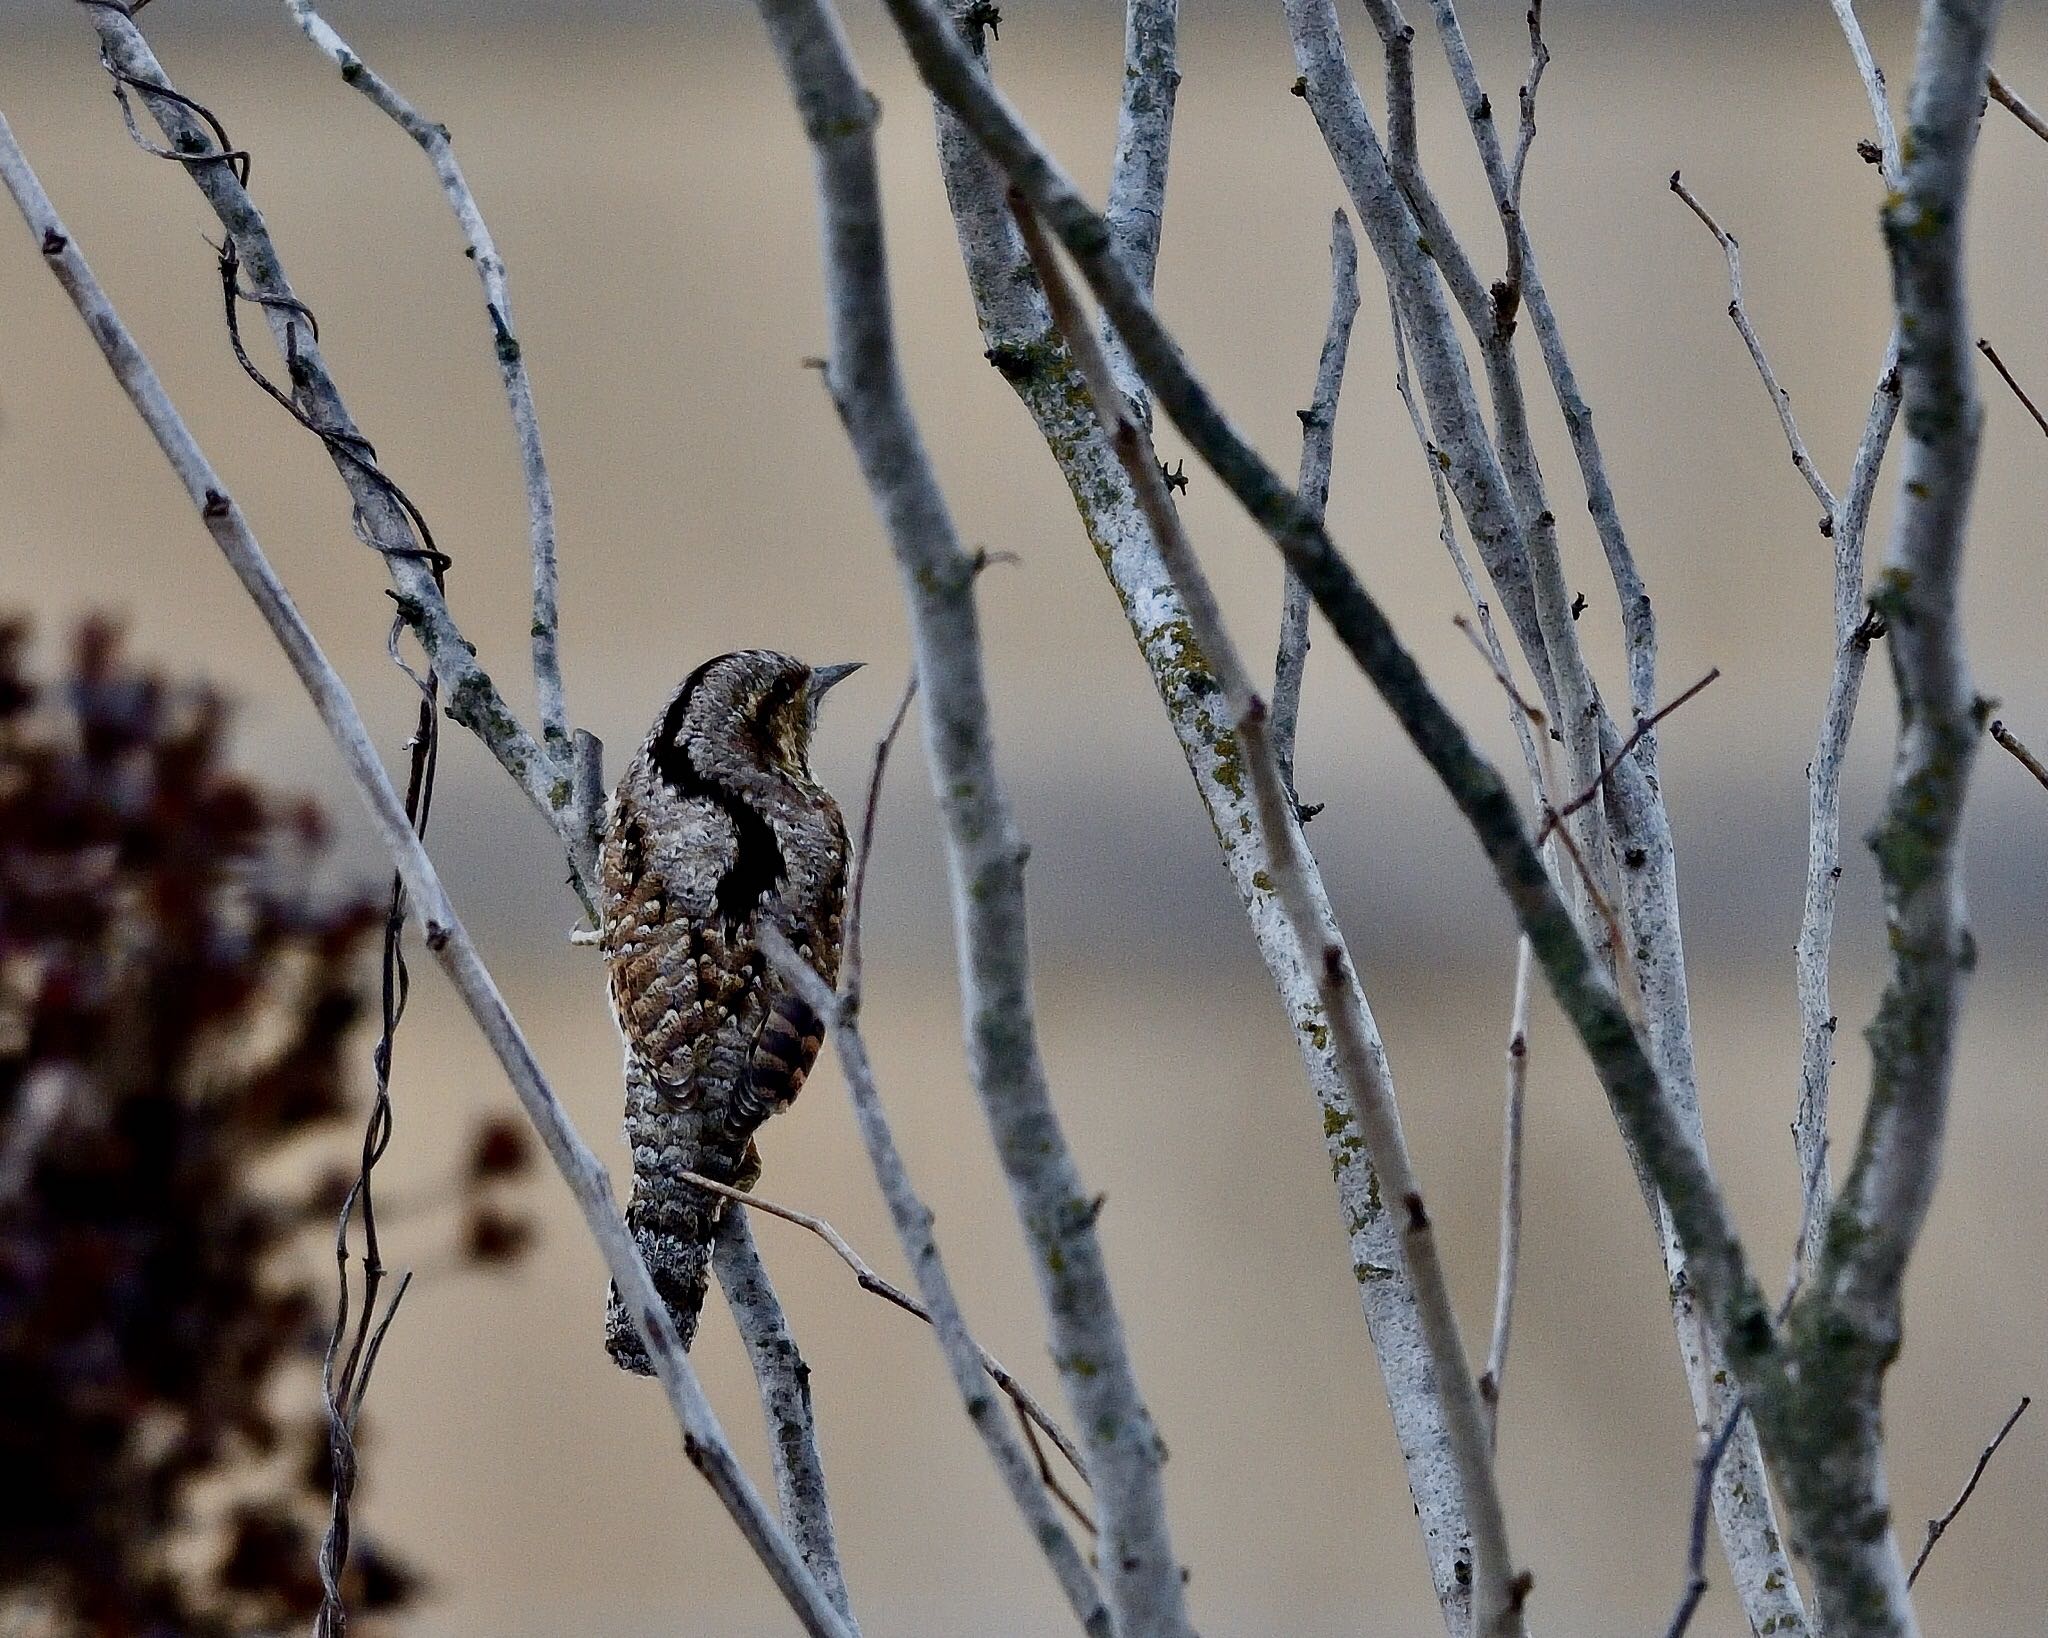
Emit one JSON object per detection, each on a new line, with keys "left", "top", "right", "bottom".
{"left": 606, "top": 1065, "right": 763, "bottom": 1373}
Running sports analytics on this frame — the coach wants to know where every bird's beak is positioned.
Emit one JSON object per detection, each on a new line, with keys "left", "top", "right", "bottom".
{"left": 808, "top": 661, "right": 864, "bottom": 703}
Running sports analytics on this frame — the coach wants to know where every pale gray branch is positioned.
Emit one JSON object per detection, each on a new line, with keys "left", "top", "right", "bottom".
{"left": 874, "top": 0, "right": 1769, "bottom": 1399}
{"left": 1670, "top": 173, "right": 1839, "bottom": 526}
{"left": 1828, "top": 0, "right": 1998, "bottom": 1336}
{"left": 81, "top": 10, "right": 588, "bottom": 902}
{"left": 1009, "top": 197, "right": 1528, "bottom": 1636}
{"left": 712, "top": 1213, "right": 859, "bottom": 1631}
{"left": 282, "top": 0, "right": 568, "bottom": 757}
{"left": 1479, "top": 938, "right": 1531, "bottom": 1439}
{"left": 1101, "top": 0, "right": 1178, "bottom": 412}
{"left": 686, "top": 1167, "right": 1088, "bottom": 1486}
{"left": 751, "top": 6, "right": 1192, "bottom": 1632}
{"left": 0, "top": 118, "right": 852, "bottom": 1637}
{"left": 1987, "top": 68, "right": 2048, "bottom": 142}
{"left": 931, "top": 29, "right": 1482, "bottom": 1621}
{"left": 757, "top": 928, "right": 1110, "bottom": 1636}
{"left": 1794, "top": 343, "right": 1901, "bottom": 1279}
{"left": 1760, "top": 4, "right": 2006, "bottom": 1632}
{"left": 1307, "top": 9, "right": 1804, "bottom": 1622}
{"left": 1833, "top": 0, "right": 1905, "bottom": 186}
{"left": 1272, "top": 208, "right": 1361, "bottom": 817}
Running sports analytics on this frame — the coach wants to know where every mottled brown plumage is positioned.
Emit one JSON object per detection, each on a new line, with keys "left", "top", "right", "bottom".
{"left": 600, "top": 649, "right": 855, "bottom": 1372}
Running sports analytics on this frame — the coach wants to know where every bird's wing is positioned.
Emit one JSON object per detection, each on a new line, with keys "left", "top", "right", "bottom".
{"left": 740, "top": 978, "right": 827, "bottom": 1120}
{"left": 601, "top": 790, "right": 754, "bottom": 1101}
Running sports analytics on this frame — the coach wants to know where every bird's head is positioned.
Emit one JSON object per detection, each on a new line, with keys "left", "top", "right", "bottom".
{"left": 653, "top": 649, "right": 862, "bottom": 787}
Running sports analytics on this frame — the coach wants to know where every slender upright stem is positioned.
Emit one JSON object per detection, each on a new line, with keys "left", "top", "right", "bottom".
{"left": 751, "top": 7, "right": 1194, "bottom": 1632}
{"left": 931, "top": 22, "right": 1483, "bottom": 1619}
{"left": 1010, "top": 194, "right": 1528, "bottom": 1636}
{"left": 280, "top": 0, "right": 569, "bottom": 760}
{"left": 1272, "top": 209, "right": 1361, "bottom": 816}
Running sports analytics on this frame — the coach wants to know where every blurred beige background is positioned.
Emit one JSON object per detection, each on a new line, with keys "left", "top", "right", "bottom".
{"left": 4, "top": 1, "right": 2047, "bottom": 1633}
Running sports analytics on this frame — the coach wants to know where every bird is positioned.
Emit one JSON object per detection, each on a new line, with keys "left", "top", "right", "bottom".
{"left": 598, "top": 649, "right": 859, "bottom": 1374}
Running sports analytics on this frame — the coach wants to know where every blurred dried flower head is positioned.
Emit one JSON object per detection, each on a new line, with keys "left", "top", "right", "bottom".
{"left": 0, "top": 616, "right": 494, "bottom": 1636}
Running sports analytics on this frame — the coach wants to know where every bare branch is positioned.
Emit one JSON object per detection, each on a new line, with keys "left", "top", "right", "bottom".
{"left": 1506, "top": 3, "right": 1549, "bottom": 245}
{"left": 1977, "top": 338, "right": 2048, "bottom": 437}
{"left": 710, "top": 1212, "right": 858, "bottom": 1630}
{"left": 1670, "top": 173, "right": 1839, "bottom": 528}
{"left": 1479, "top": 938, "right": 1532, "bottom": 1440}
{"left": 1987, "top": 67, "right": 2048, "bottom": 143}
{"left": 1009, "top": 194, "right": 1529, "bottom": 1637}
{"left": 1412, "top": 0, "right": 1663, "bottom": 728}
{"left": 1272, "top": 209, "right": 1361, "bottom": 820}
{"left": 78, "top": 9, "right": 590, "bottom": 905}
{"left": 690, "top": 1169, "right": 1087, "bottom": 1485}
{"left": 757, "top": 929, "right": 1110, "bottom": 1637}
{"left": 929, "top": 21, "right": 1483, "bottom": 1620}
{"left": 1795, "top": 343, "right": 1902, "bottom": 1282}
{"left": 1661, "top": 1403, "right": 1747, "bottom": 1638}
{"left": 1765, "top": 5, "right": 2007, "bottom": 1631}
{"left": 1538, "top": 667, "right": 1720, "bottom": 842}
{"left": 1101, "top": 0, "right": 1179, "bottom": 411}
{"left": 1387, "top": 286, "right": 1546, "bottom": 807}
{"left": 1832, "top": 0, "right": 1905, "bottom": 186}
{"left": 874, "top": 12, "right": 1772, "bottom": 1395}
{"left": 1907, "top": 1395, "right": 2032, "bottom": 1586}
{"left": 1452, "top": 614, "right": 1637, "bottom": 1031}
{"left": 750, "top": 6, "right": 1190, "bottom": 1631}
{"left": 281, "top": 0, "right": 568, "bottom": 756}
{"left": 1990, "top": 719, "right": 2048, "bottom": 791}
{"left": 0, "top": 116, "right": 853, "bottom": 1638}
{"left": 1826, "top": 0, "right": 1997, "bottom": 1333}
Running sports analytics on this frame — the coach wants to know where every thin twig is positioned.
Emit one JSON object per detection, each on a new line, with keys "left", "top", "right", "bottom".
{"left": 80, "top": 9, "right": 587, "bottom": 903}
{"left": 281, "top": 0, "right": 568, "bottom": 756}
{"left": 1832, "top": 0, "right": 1904, "bottom": 186}
{"left": 1454, "top": 614, "right": 1635, "bottom": 1019}
{"left": 1272, "top": 208, "right": 1361, "bottom": 821}
{"left": 1501, "top": 0, "right": 1549, "bottom": 320}
{"left": 684, "top": 1168, "right": 1088, "bottom": 1484}
{"left": 1670, "top": 172, "right": 1839, "bottom": 529}
{"left": 1479, "top": 937, "right": 1532, "bottom": 1444}
{"left": 1538, "top": 668, "right": 1720, "bottom": 842}
{"left": 1990, "top": 720, "right": 2048, "bottom": 791}
{"left": 1907, "top": 1395, "right": 2032, "bottom": 1586}
{"left": 1977, "top": 338, "right": 2048, "bottom": 438}
{"left": 1014, "top": 1398, "right": 1098, "bottom": 1535}
{"left": 842, "top": 670, "right": 918, "bottom": 999}
{"left": 1794, "top": 340, "right": 1901, "bottom": 1285}
{"left": 1987, "top": 68, "right": 2048, "bottom": 144}
{"left": 1662, "top": 1402, "right": 1747, "bottom": 1638}
{"left": 0, "top": 114, "right": 854, "bottom": 1638}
